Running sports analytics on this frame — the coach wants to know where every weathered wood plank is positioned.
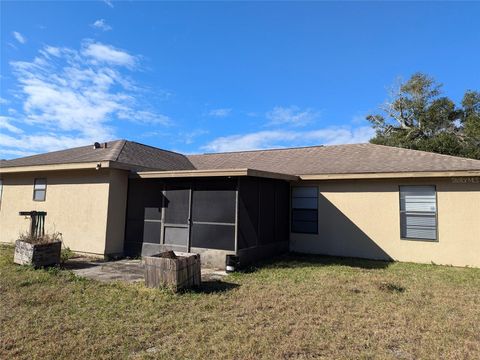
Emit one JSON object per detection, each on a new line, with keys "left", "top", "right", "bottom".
{"left": 13, "top": 240, "right": 61, "bottom": 267}
{"left": 143, "top": 252, "right": 201, "bottom": 291}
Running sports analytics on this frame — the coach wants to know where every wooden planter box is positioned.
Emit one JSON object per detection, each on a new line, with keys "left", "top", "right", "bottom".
{"left": 144, "top": 251, "right": 201, "bottom": 291}
{"left": 14, "top": 240, "right": 62, "bottom": 267}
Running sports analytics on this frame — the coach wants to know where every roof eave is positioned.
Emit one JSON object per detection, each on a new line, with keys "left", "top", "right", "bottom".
{"left": 0, "top": 161, "right": 111, "bottom": 174}
{"left": 299, "top": 170, "right": 480, "bottom": 181}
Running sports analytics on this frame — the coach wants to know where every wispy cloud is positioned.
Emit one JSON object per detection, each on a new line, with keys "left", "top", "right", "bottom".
{"left": 202, "top": 126, "right": 374, "bottom": 152}
{"left": 12, "top": 31, "right": 26, "bottom": 44}
{"left": 1, "top": 40, "right": 169, "bottom": 158}
{"left": 0, "top": 147, "right": 35, "bottom": 158}
{"left": 91, "top": 19, "right": 112, "bottom": 31}
{"left": 103, "top": 0, "right": 114, "bottom": 8}
{"left": 0, "top": 133, "right": 90, "bottom": 154}
{"left": 81, "top": 40, "right": 138, "bottom": 68}
{"left": 266, "top": 106, "right": 318, "bottom": 127}
{"left": 182, "top": 129, "right": 209, "bottom": 144}
{"left": 0, "top": 116, "right": 23, "bottom": 134}
{"left": 208, "top": 108, "right": 232, "bottom": 118}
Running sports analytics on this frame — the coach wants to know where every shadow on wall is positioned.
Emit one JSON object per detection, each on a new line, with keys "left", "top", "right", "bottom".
{"left": 292, "top": 193, "right": 393, "bottom": 264}
{"left": 3, "top": 170, "right": 111, "bottom": 186}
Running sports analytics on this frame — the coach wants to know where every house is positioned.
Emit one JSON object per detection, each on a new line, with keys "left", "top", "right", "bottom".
{"left": 1, "top": 140, "right": 479, "bottom": 268}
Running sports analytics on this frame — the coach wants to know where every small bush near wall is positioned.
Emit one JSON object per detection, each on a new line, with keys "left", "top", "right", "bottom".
{"left": 14, "top": 232, "right": 62, "bottom": 267}
{"left": 60, "top": 247, "right": 74, "bottom": 264}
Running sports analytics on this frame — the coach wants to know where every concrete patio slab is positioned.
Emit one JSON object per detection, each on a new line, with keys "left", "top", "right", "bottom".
{"left": 64, "top": 257, "right": 228, "bottom": 284}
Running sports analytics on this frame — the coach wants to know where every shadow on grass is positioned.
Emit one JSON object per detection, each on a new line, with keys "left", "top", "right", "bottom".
{"left": 185, "top": 280, "right": 240, "bottom": 294}
{"left": 61, "top": 260, "right": 105, "bottom": 271}
{"left": 240, "top": 252, "right": 392, "bottom": 274}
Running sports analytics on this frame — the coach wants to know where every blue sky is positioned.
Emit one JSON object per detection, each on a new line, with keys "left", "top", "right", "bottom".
{"left": 1, "top": 1, "right": 479, "bottom": 159}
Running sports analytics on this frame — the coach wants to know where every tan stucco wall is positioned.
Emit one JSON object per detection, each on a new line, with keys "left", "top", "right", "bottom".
{"left": 0, "top": 169, "right": 129, "bottom": 256}
{"left": 104, "top": 169, "right": 129, "bottom": 255}
{"left": 290, "top": 177, "right": 480, "bottom": 267}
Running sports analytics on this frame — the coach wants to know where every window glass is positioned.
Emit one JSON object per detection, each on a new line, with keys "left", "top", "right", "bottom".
{"left": 400, "top": 186, "right": 437, "bottom": 241}
{"left": 292, "top": 187, "right": 318, "bottom": 198}
{"left": 291, "top": 186, "right": 318, "bottom": 234}
{"left": 292, "top": 197, "right": 318, "bottom": 209}
{"left": 33, "top": 178, "right": 47, "bottom": 201}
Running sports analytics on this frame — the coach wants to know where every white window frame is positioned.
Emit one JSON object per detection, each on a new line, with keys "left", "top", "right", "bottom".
{"left": 33, "top": 178, "right": 47, "bottom": 202}
{"left": 399, "top": 185, "right": 438, "bottom": 242}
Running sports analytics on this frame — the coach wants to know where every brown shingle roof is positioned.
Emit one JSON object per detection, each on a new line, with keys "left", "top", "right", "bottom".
{"left": 187, "top": 143, "right": 480, "bottom": 175}
{"left": 115, "top": 141, "right": 195, "bottom": 171}
{"left": 1, "top": 140, "right": 195, "bottom": 171}
{"left": 2, "top": 141, "right": 480, "bottom": 175}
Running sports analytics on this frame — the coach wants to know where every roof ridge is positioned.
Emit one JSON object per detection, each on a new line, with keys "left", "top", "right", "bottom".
{"left": 189, "top": 143, "right": 373, "bottom": 157}
{"left": 128, "top": 140, "right": 189, "bottom": 157}
{"left": 112, "top": 140, "right": 128, "bottom": 162}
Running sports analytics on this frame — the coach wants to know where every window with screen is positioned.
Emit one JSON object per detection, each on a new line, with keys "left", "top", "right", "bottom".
{"left": 291, "top": 187, "right": 318, "bottom": 234}
{"left": 33, "top": 178, "right": 47, "bottom": 201}
{"left": 400, "top": 185, "right": 437, "bottom": 241}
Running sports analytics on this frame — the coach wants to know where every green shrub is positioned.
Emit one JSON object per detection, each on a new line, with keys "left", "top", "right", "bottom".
{"left": 60, "top": 247, "right": 74, "bottom": 264}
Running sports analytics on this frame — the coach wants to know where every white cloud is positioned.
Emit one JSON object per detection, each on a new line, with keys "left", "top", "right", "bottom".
{"left": 43, "top": 46, "right": 61, "bottom": 57}
{"left": 12, "top": 31, "right": 26, "bottom": 44}
{"left": 121, "top": 110, "right": 171, "bottom": 126}
{"left": 1, "top": 40, "right": 169, "bottom": 158}
{"left": 202, "top": 126, "right": 375, "bottom": 153}
{"left": 81, "top": 41, "right": 137, "bottom": 68}
{"left": 208, "top": 108, "right": 231, "bottom": 117}
{"left": 0, "top": 116, "right": 23, "bottom": 134}
{"left": 0, "top": 97, "right": 9, "bottom": 105}
{"left": 266, "top": 106, "right": 318, "bottom": 127}
{"left": 91, "top": 19, "right": 112, "bottom": 31}
{"left": 0, "top": 148, "right": 35, "bottom": 158}
{"left": 0, "top": 133, "right": 91, "bottom": 155}
{"left": 103, "top": 0, "right": 114, "bottom": 8}
{"left": 182, "top": 129, "right": 209, "bottom": 144}
{"left": 203, "top": 130, "right": 294, "bottom": 152}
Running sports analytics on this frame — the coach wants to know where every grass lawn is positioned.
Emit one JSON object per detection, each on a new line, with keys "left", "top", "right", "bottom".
{"left": 1, "top": 244, "right": 479, "bottom": 359}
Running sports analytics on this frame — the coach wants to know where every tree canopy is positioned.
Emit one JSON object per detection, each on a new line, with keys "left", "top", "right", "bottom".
{"left": 367, "top": 73, "right": 480, "bottom": 159}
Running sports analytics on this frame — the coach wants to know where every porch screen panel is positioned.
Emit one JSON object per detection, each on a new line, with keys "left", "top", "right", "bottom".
{"left": 143, "top": 222, "right": 161, "bottom": 244}
{"left": 291, "top": 187, "right": 318, "bottom": 234}
{"left": 164, "top": 187, "right": 190, "bottom": 224}
{"left": 143, "top": 207, "right": 161, "bottom": 244}
{"left": 124, "top": 179, "right": 165, "bottom": 256}
{"left": 190, "top": 179, "right": 237, "bottom": 251}
{"left": 192, "top": 189, "right": 235, "bottom": 223}
{"left": 237, "top": 177, "right": 259, "bottom": 249}
{"left": 400, "top": 186, "right": 437, "bottom": 240}
{"left": 191, "top": 223, "right": 235, "bottom": 250}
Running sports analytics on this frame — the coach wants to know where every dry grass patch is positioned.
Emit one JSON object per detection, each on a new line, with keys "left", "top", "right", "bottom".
{"left": 1, "top": 245, "right": 479, "bottom": 359}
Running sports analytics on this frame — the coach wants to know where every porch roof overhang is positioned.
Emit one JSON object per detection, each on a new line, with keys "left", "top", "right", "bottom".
{"left": 135, "top": 168, "right": 299, "bottom": 181}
